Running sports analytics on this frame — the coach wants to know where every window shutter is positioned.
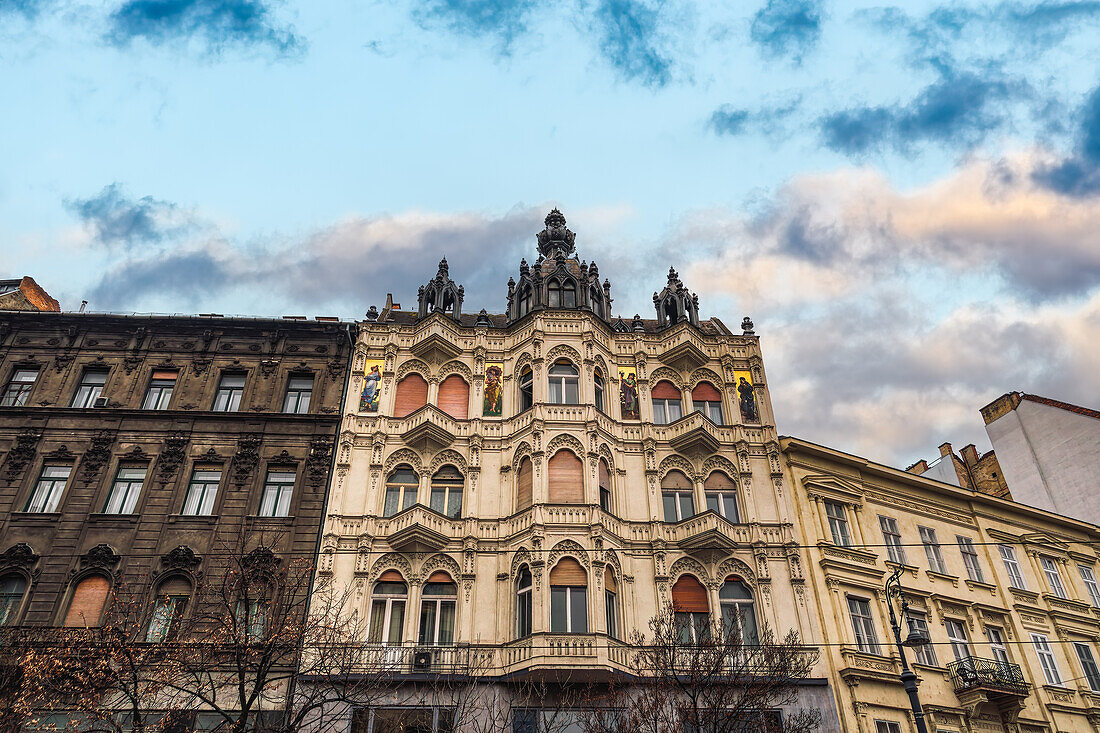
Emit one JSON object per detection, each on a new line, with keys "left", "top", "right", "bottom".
{"left": 64, "top": 575, "right": 110, "bottom": 627}
{"left": 691, "top": 382, "right": 721, "bottom": 402}
{"left": 549, "top": 558, "right": 587, "bottom": 586}
{"left": 437, "top": 375, "right": 469, "bottom": 419}
{"left": 672, "top": 575, "right": 709, "bottom": 612}
{"left": 378, "top": 570, "right": 405, "bottom": 583}
{"left": 599, "top": 460, "right": 611, "bottom": 490}
{"left": 394, "top": 374, "right": 428, "bottom": 417}
{"left": 427, "top": 571, "right": 454, "bottom": 584}
{"left": 604, "top": 567, "right": 617, "bottom": 593}
{"left": 548, "top": 451, "right": 584, "bottom": 504}
{"left": 661, "top": 470, "right": 693, "bottom": 490}
{"left": 517, "top": 458, "right": 533, "bottom": 510}
{"left": 652, "top": 381, "right": 681, "bottom": 400}
{"left": 151, "top": 370, "right": 178, "bottom": 380}
{"left": 704, "top": 471, "right": 736, "bottom": 491}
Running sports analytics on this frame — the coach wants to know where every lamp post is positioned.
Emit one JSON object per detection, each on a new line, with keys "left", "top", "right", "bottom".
{"left": 885, "top": 565, "right": 930, "bottom": 733}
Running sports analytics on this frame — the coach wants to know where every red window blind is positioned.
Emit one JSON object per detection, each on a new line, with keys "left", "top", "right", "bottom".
{"left": 427, "top": 571, "right": 454, "bottom": 584}
{"left": 548, "top": 450, "right": 583, "bottom": 504}
{"left": 549, "top": 558, "right": 587, "bottom": 586}
{"left": 661, "top": 470, "right": 693, "bottom": 490}
{"left": 394, "top": 374, "right": 428, "bottom": 417}
{"left": 64, "top": 575, "right": 110, "bottom": 627}
{"left": 604, "top": 567, "right": 617, "bottom": 593}
{"left": 691, "top": 382, "right": 721, "bottom": 402}
{"left": 598, "top": 460, "right": 611, "bottom": 489}
{"left": 672, "top": 575, "right": 709, "bottom": 612}
{"left": 378, "top": 570, "right": 405, "bottom": 583}
{"left": 151, "top": 370, "right": 178, "bottom": 381}
{"left": 517, "top": 458, "right": 533, "bottom": 510}
{"left": 704, "top": 471, "right": 736, "bottom": 491}
{"left": 437, "top": 375, "right": 469, "bottom": 419}
{"left": 652, "top": 381, "right": 681, "bottom": 399}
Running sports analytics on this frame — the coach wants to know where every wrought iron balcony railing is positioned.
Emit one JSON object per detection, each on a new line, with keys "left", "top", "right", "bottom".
{"left": 947, "top": 656, "right": 1029, "bottom": 696}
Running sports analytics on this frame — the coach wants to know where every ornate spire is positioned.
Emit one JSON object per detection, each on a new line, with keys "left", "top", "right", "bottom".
{"left": 536, "top": 208, "right": 576, "bottom": 258}
{"left": 417, "top": 254, "right": 464, "bottom": 321}
{"left": 653, "top": 265, "right": 700, "bottom": 329}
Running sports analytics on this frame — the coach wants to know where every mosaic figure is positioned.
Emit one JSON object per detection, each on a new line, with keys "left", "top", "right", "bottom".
{"left": 738, "top": 376, "right": 757, "bottom": 422}
{"left": 620, "top": 368, "right": 639, "bottom": 420}
{"left": 360, "top": 362, "right": 382, "bottom": 412}
{"left": 483, "top": 364, "right": 503, "bottom": 417}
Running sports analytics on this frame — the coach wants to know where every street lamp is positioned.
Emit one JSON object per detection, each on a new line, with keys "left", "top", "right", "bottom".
{"left": 885, "top": 565, "right": 929, "bottom": 733}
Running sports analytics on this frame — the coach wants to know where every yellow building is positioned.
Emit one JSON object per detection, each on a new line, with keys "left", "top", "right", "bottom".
{"left": 782, "top": 437, "right": 1100, "bottom": 733}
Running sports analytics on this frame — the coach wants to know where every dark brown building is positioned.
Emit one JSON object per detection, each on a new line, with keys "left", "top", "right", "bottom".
{"left": 0, "top": 308, "right": 353, "bottom": 643}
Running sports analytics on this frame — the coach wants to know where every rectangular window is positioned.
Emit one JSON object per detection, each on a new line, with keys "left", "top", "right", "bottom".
{"left": 146, "top": 595, "right": 188, "bottom": 643}
{"left": 212, "top": 373, "right": 245, "bottom": 412}
{"left": 705, "top": 490, "right": 739, "bottom": 522}
{"left": 384, "top": 484, "right": 417, "bottom": 517}
{"left": 1080, "top": 565, "right": 1100, "bottom": 608}
{"left": 282, "top": 375, "right": 313, "bottom": 414}
{"left": 999, "top": 545, "right": 1026, "bottom": 589}
{"left": 987, "top": 627, "right": 1010, "bottom": 666}
{"left": 847, "top": 597, "right": 879, "bottom": 655}
{"left": 103, "top": 466, "right": 146, "bottom": 514}
{"left": 605, "top": 590, "right": 617, "bottom": 640}
{"left": 693, "top": 400, "right": 723, "bottom": 425}
{"left": 1032, "top": 633, "right": 1062, "bottom": 685}
{"left": 908, "top": 612, "right": 937, "bottom": 666}
{"left": 1040, "top": 557, "right": 1068, "bottom": 599}
{"left": 0, "top": 368, "right": 38, "bottom": 407}
{"left": 352, "top": 708, "right": 454, "bottom": 733}
{"left": 662, "top": 490, "right": 695, "bottom": 522}
{"left": 875, "top": 722, "right": 902, "bottom": 733}
{"left": 879, "top": 516, "right": 906, "bottom": 564}
{"left": 70, "top": 369, "right": 107, "bottom": 408}
{"left": 919, "top": 526, "right": 947, "bottom": 574}
{"left": 825, "top": 501, "right": 851, "bottom": 546}
{"left": 235, "top": 599, "right": 268, "bottom": 642}
{"left": 945, "top": 619, "right": 971, "bottom": 661}
{"left": 652, "top": 399, "right": 682, "bottom": 425}
{"left": 142, "top": 370, "right": 177, "bottom": 410}
{"left": 599, "top": 487, "right": 611, "bottom": 512}
{"left": 1074, "top": 642, "right": 1100, "bottom": 692}
{"left": 259, "top": 470, "right": 295, "bottom": 517}
{"left": 182, "top": 468, "right": 221, "bottom": 515}
{"left": 25, "top": 465, "right": 70, "bottom": 513}
{"left": 550, "top": 587, "right": 588, "bottom": 633}
{"left": 957, "top": 536, "right": 984, "bottom": 582}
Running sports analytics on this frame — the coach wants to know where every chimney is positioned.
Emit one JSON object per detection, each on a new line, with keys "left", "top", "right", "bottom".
{"left": 907, "top": 460, "right": 929, "bottom": 474}
{"left": 938, "top": 442, "right": 953, "bottom": 458}
{"left": 960, "top": 444, "right": 979, "bottom": 468}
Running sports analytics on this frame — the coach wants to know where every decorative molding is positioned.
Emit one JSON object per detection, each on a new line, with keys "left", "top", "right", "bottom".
{"left": 545, "top": 343, "right": 582, "bottom": 365}
{"left": 658, "top": 454, "right": 698, "bottom": 482}
{"left": 161, "top": 545, "right": 201, "bottom": 572}
{"left": 80, "top": 544, "right": 121, "bottom": 571}
{"left": 429, "top": 449, "right": 468, "bottom": 476}
{"left": 368, "top": 552, "right": 414, "bottom": 583}
{"left": 546, "top": 433, "right": 585, "bottom": 458}
{"left": 4, "top": 429, "right": 41, "bottom": 480}
{"left": 0, "top": 543, "right": 39, "bottom": 569}
{"left": 547, "top": 539, "right": 589, "bottom": 568}
{"left": 156, "top": 433, "right": 188, "bottom": 483}
{"left": 436, "top": 360, "right": 473, "bottom": 382}
{"left": 418, "top": 553, "right": 462, "bottom": 584}
{"left": 383, "top": 447, "right": 423, "bottom": 476}
{"left": 79, "top": 429, "right": 116, "bottom": 482}
{"left": 669, "top": 555, "right": 711, "bottom": 584}
{"left": 231, "top": 433, "right": 262, "bottom": 485}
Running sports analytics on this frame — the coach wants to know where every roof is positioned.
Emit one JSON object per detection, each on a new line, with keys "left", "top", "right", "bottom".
{"left": 372, "top": 309, "right": 732, "bottom": 335}
{"left": 1019, "top": 392, "right": 1100, "bottom": 421}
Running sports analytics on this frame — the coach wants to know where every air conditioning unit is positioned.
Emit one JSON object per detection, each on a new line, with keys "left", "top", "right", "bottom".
{"left": 412, "top": 649, "right": 433, "bottom": 672}
{"left": 93, "top": 397, "right": 109, "bottom": 408}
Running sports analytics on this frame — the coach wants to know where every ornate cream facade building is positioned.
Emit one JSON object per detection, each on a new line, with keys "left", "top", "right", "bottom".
{"left": 782, "top": 437, "right": 1100, "bottom": 733}
{"left": 313, "top": 210, "right": 841, "bottom": 732}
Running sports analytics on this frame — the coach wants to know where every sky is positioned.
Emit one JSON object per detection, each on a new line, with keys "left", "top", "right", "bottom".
{"left": 2, "top": 0, "right": 1099, "bottom": 469}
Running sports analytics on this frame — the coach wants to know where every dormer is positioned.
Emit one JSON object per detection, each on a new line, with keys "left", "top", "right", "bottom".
{"left": 653, "top": 267, "right": 700, "bottom": 329}
{"left": 417, "top": 257, "right": 464, "bottom": 322}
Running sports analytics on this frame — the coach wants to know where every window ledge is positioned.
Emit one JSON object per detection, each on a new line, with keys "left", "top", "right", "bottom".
{"left": 964, "top": 578, "right": 997, "bottom": 594}
{"left": 247, "top": 515, "right": 295, "bottom": 523}
{"left": 911, "top": 662, "right": 948, "bottom": 674}
{"left": 9, "top": 512, "right": 61, "bottom": 522}
{"left": 86, "top": 513, "right": 140, "bottom": 526}
{"left": 925, "top": 570, "right": 960, "bottom": 586}
{"left": 167, "top": 514, "right": 219, "bottom": 525}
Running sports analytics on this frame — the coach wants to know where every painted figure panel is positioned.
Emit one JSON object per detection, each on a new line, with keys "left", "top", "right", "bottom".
{"left": 360, "top": 359, "right": 383, "bottom": 413}
{"left": 619, "top": 367, "right": 639, "bottom": 420}
{"left": 735, "top": 371, "right": 757, "bottom": 422}
{"left": 483, "top": 363, "right": 504, "bottom": 417}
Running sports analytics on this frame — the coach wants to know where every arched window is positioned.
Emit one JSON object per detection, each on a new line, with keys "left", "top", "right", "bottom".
{"left": 664, "top": 298, "right": 679, "bottom": 324}
{"left": 419, "top": 571, "right": 457, "bottom": 645}
{"left": 146, "top": 576, "right": 191, "bottom": 642}
{"left": 549, "top": 558, "right": 587, "bottom": 633}
{"left": 64, "top": 574, "right": 110, "bottom": 628}
{"left": 394, "top": 374, "right": 428, "bottom": 417}
{"left": 562, "top": 280, "right": 576, "bottom": 308}
{"left": 384, "top": 466, "right": 418, "bottom": 517}
{"left": 691, "top": 382, "right": 723, "bottom": 425}
{"left": 548, "top": 450, "right": 583, "bottom": 504}
{"left": 598, "top": 459, "right": 612, "bottom": 513}
{"left": 0, "top": 574, "right": 27, "bottom": 625}
{"left": 547, "top": 279, "right": 576, "bottom": 308}
{"left": 518, "top": 285, "right": 533, "bottom": 317}
{"left": 720, "top": 577, "right": 757, "bottom": 644}
{"left": 652, "top": 381, "right": 683, "bottom": 424}
{"left": 430, "top": 466, "right": 463, "bottom": 519}
{"left": 516, "top": 566, "right": 533, "bottom": 638}
{"left": 661, "top": 470, "right": 695, "bottom": 522}
{"left": 591, "top": 287, "right": 604, "bottom": 318}
{"left": 437, "top": 375, "right": 469, "bottom": 419}
{"left": 368, "top": 571, "right": 407, "bottom": 644}
{"left": 516, "top": 457, "right": 533, "bottom": 511}
{"left": 604, "top": 567, "right": 618, "bottom": 639}
{"left": 548, "top": 361, "right": 579, "bottom": 404}
{"left": 593, "top": 369, "right": 605, "bottom": 413}
{"left": 704, "top": 471, "right": 739, "bottom": 523}
{"left": 518, "top": 367, "right": 533, "bottom": 412}
{"left": 672, "top": 575, "right": 709, "bottom": 644}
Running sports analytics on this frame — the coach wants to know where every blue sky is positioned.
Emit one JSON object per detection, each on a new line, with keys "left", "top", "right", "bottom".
{"left": 3, "top": 0, "right": 1100, "bottom": 467}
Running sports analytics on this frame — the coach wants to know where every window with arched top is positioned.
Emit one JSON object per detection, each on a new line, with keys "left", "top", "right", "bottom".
{"left": 548, "top": 361, "right": 579, "bottom": 405}
{"left": 419, "top": 571, "right": 457, "bottom": 645}
{"left": 518, "top": 367, "right": 533, "bottom": 413}
{"left": 598, "top": 459, "right": 612, "bottom": 513}
{"left": 720, "top": 577, "right": 757, "bottom": 644}
{"left": 548, "top": 279, "right": 578, "bottom": 309}
{"left": 591, "top": 286, "right": 604, "bottom": 318}
{"left": 691, "top": 382, "right": 723, "bottom": 425}
{"left": 430, "top": 466, "right": 463, "bottom": 519}
{"left": 704, "top": 471, "right": 739, "bottom": 523}
{"left": 0, "top": 574, "right": 27, "bottom": 625}
{"left": 516, "top": 566, "right": 533, "bottom": 638}
{"left": 146, "top": 576, "right": 192, "bottom": 642}
{"left": 368, "top": 571, "right": 407, "bottom": 645}
{"left": 549, "top": 558, "right": 587, "bottom": 633}
{"left": 64, "top": 575, "right": 110, "bottom": 628}
{"left": 672, "top": 575, "right": 709, "bottom": 644}
{"left": 437, "top": 375, "right": 469, "bottom": 419}
{"left": 518, "top": 285, "right": 533, "bottom": 317}
{"left": 604, "top": 567, "right": 618, "bottom": 639}
{"left": 384, "top": 466, "right": 418, "bottom": 517}
{"left": 516, "top": 457, "right": 533, "bottom": 511}
{"left": 548, "top": 450, "right": 583, "bottom": 504}
{"left": 394, "top": 374, "right": 428, "bottom": 417}
{"left": 661, "top": 470, "right": 695, "bottom": 522}
{"left": 652, "top": 381, "right": 683, "bottom": 424}
{"left": 593, "top": 369, "right": 605, "bottom": 413}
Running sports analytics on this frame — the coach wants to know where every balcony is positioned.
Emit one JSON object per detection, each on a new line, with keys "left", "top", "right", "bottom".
{"left": 399, "top": 405, "right": 458, "bottom": 450}
{"left": 666, "top": 411, "right": 722, "bottom": 457}
{"left": 948, "top": 656, "right": 1029, "bottom": 722}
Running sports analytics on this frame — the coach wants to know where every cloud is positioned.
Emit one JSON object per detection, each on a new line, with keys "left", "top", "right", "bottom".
{"left": 1032, "top": 83, "right": 1100, "bottom": 196}
{"left": 0, "top": 0, "right": 46, "bottom": 17}
{"left": 709, "top": 97, "right": 800, "bottom": 137}
{"left": 819, "top": 70, "right": 1018, "bottom": 156}
{"left": 411, "top": 0, "right": 537, "bottom": 49}
{"left": 104, "top": 0, "right": 303, "bottom": 57}
{"left": 749, "top": 0, "right": 823, "bottom": 63}
{"left": 65, "top": 183, "right": 199, "bottom": 249}
{"left": 592, "top": 0, "right": 674, "bottom": 88}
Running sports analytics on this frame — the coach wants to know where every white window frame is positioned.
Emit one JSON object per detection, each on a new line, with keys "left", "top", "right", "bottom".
{"left": 550, "top": 585, "right": 588, "bottom": 633}
{"left": 907, "top": 611, "right": 937, "bottom": 666}
{"left": 418, "top": 582, "right": 457, "bottom": 646}
{"left": 692, "top": 399, "right": 723, "bottom": 425}
{"left": 1031, "top": 633, "right": 1062, "bottom": 685}
{"left": 593, "top": 371, "right": 605, "bottom": 413}
{"left": 368, "top": 584, "right": 408, "bottom": 645}
{"left": 515, "top": 569, "right": 532, "bottom": 639}
{"left": 547, "top": 362, "right": 579, "bottom": 405}
{"left": 1074, "top": 642, "right": 1100, "bottom": 692}
{"left": 1079, "top": 565, "right": 1100, "bottom": 608}
{"left": 944, "top": 619, "right": 971, "bottom": 661}
{"left": 879, "top": 516, "right": 906, "bottom": 564}
{"left": 25, "top": 465, "right": 71, "bottom": 513}
{"left": 142, "top": 373, "right": 177, "bottom": 410}
{"left": 875, "top": 722, "right": 902, "bottom": 733}
{"left": 957, "top": 536, "right": 984, "bottom": 582}
{"left": 1039, "top": 556, "right": 1068, "bottom": 599}
{"left": 282, "top": 375, "right": 313, "bottom": 414}
{"left": 987, "top": 626, "right": 1010, "bottom": 666}
{"left": 212, "top": 373, "right": 245, "bottom": 412}
{"left": 847, "top": 596, "right": 880, "bottom": 655}
{"left": 662, "top": 490, "right": 695, "bottom": 522}
{"left": 999, "top": 545, "right": 1027, "bottom": 589}
{"left": 259, "top": 469, "right": 295, "bottom": 517}
{"left": 70, "top": 369, "right": 107, "bottom": 408}
{"left": 919, "top": 526, "right": 947, "bottom": 574}
{"left": 825, "top": 501, "right": 851, "bottom": 546}
{"left": 182, "top": 468, "right": 221, "bottom": 516}
{"left": 705, "top": 489, "right": 739, "bottom": 523}
{"left": 103, "top": 466, "right": 146, "bottom": 514}
{"left": 1, "top": 368, "right": 38, "bottom": 407}
{"left": 652, "top": 397, "right": 683, "bottom": 425}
